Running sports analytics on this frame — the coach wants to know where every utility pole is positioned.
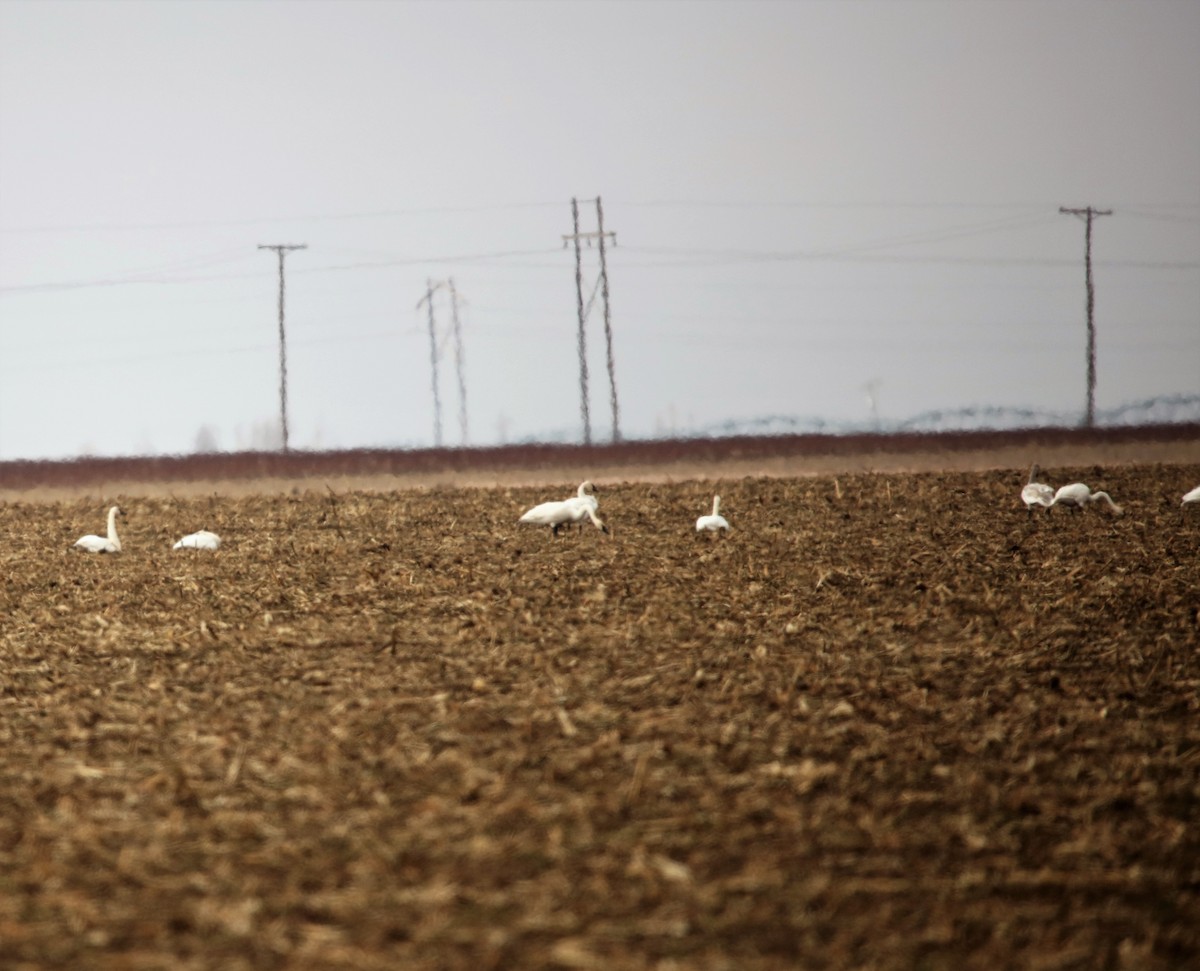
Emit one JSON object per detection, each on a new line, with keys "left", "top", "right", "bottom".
{"left": 562, "top": 197, "right": 619, "bottom": 443}
{"left": 1059, "top": 206, "right": 1112, "bottom": 428}
{"left": 257, "top": 243, "right": 307, "bottom": 452}
{"left": 417, "top": 280, "right": 444, "bottom": 448}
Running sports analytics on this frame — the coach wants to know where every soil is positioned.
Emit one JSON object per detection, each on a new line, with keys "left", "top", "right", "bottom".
{"left": 1, "top": 435, "right": 1198, "bottom": 969}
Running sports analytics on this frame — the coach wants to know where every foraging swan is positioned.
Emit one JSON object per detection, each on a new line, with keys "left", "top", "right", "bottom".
{"left": 1051, "top": 482, "right": 1123, "bottom": 514}
{"left": 1183, "top": 485, "right": 1200, "bottom": 506}
{"left": 519, "top": 493, "right": 608, "bottom": 535}
{"left": 173, "top": 530, "right": 221, "bottom": 551}
{"left": 558, "top": 481, "right": 601, "bottom": 533}
{"left": 73, "top": 505, "right": 123, "bottom": 553}
{"left": 1021, "top": 464, "right": 1055, "bottom": 510}
{"left": 695, "top": 495, "right": 730, "bottom": 532}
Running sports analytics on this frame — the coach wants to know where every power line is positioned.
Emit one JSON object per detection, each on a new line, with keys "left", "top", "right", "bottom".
{"left": 257, "top": 243, "right": 307, "bottom": 452}
{"left": 1060, "top": 206, "right": 1112, "bottom": 428}
{"left": 6, "top": 238, "right": 1197, "bottom": 296}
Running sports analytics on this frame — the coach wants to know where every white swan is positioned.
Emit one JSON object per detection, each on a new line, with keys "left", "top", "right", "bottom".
{"left": 695, "top": 495, "right": 730, "bottom": 532}
{"left": 1051, "top": 482, "right": 1123, "bottom": 514}
{"left": 173, "top": 529, "right": 221, "bottom": 550}
{"left": 73, "top": 505, "right": 123, "bottom": 553}
{"left": 556, "top": 480, "right": 601, "bottom": 533}
{"left": 570, "top": 480, "right": 599, "bottom": 512}
{"left": 519, "top": 492, "right": 608, "bottom": 535}
{"left": 1021, "top": 463, "right": 1055, "bottom": 510}
{"left": 1183, "top": 485, "right": 1200, "bottom": 506}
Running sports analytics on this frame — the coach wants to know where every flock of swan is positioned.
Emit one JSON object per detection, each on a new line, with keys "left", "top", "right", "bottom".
{"left": 65, "top": 471, "right": 1199, "bottom": 554}
{"left": 1021, "top": 464, "right": 1200, "bottom": 515}
{"left": 514, "top": 481, "right": 731, "bottom": 536}
{"left": 70, "top": 481, "right": 728, "bottom": 554}
{"left": 71, "top": 506, "right": 221, "bottom": 554}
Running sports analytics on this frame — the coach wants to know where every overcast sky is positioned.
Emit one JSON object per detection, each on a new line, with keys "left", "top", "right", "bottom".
{"left": 1, "top": 0, "right": 1197, "bottom": 460}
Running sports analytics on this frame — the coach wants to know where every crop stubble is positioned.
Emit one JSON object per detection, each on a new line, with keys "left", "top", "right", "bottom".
{"left": 1, "top": 465, "right": 1198, "bottom": 970}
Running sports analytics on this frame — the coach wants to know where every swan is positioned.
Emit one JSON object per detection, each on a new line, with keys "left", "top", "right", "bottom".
{"left": 519, "top": 493, "right": 608, "bottom": 535}
{"left": 173, "top": 529, "right": 221, "bottom": 550}
{"left": 1051, "top": 482, "right": 1123, "bottom": 514}
{"left": 570, "top": 480, "right": 599, "bottom": 512}
{"left": 1020, "top": 463, "right": 1055, "bottom": 510}
{"left": 695, "top": 495, "right": 730, "bottom": 532}
{"left": 1183, "top": 485, "right": 1200, "bottom": 506}
{"left": 72, "top": 505, "right": 123, "bottom": 553}
{"left": 558, "top": 480, "right": 601, "bottom": 533}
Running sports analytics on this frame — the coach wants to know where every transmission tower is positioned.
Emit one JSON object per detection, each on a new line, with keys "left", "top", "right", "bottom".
{"left": 446, "top": 278, "right": 468, "bottom": 446}
{"left": 1059, "top": 206, "right": 1112, "bottom": 428}
{"left": 562, "top": 197, "right": 620, "bottom": 443}
{"left": 596, "top": 196, "right": 620, "bottom": 441}
{"left": 257, "top": 243, "right": 307, "bottom": 452}
{"left": 568, "top": 197, "right": 590, "bottom": 444}
{"left": 416, "top": 279, "right": 469, "bottom": 447}
{"left": 417, "top": 279, "right": 444, "bottom": 448}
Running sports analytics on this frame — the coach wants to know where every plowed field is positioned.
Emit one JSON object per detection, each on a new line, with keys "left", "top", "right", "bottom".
{"left": 2, "top": 464, "right": 1199, "bottom": 970}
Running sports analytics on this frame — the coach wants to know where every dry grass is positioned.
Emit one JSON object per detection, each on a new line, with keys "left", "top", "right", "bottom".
{"left": 1, "top": 464, "right": 1198, "bottom": 969}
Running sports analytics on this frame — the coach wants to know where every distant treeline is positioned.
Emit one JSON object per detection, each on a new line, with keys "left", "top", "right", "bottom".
{"left": 2, "top": 423, "right": 1198, "bottom": 491}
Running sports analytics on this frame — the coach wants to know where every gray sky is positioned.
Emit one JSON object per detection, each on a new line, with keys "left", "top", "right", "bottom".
{"left": 1, "top": 0, "right": 1197, "bottom": 460}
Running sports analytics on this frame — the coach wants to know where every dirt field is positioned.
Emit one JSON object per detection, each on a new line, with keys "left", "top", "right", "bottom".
{"left": 2, "top": 449, "right": 1199, "bottom": 969}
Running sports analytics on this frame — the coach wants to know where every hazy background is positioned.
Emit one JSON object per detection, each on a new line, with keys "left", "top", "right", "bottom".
{"left": 1, "top": 0, "right": 1197, "bottom": 460}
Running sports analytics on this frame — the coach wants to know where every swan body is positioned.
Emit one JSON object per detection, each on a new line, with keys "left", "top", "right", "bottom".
{"left": 174, "top": 530, "right": 221, "bottom": 550}
{"left": 1021, "top": 464, "right": 1055, "bottom": 510}
{"left": 1183, "top": 485, "right": 1200, "bottom": 505}
{"left": 73, "top": 505, "right": 123, "bottom": 553}
{"left": 1051, "top": 482, "right": 1123, "bottom": 514}
{"left": 519, "top": 490, "right": 608, "bottom": 535}
{"left": 695, "top": 495, "right": 730, "bottom": 532}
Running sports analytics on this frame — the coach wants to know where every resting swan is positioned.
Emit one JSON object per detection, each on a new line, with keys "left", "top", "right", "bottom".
{"left": 1183, "top": 485, "right": 1200, "bottom": 506}
{"left": 695, "top": 495, "right": 730, "bottom": 532}
{"left": 73, "top": 505, "right": 123, "bottom": 553}
{"left": 1051, "top": 482, "right": 1123, "bottom": 514}
{"left": 519, "top": 490, "right": 608, "bottom": 536}
{"left": 174, "top": 529, "right": 221, "bottom": 550}
{"left": 1021, "top": 464, "right": 1055, "bottom": 510}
